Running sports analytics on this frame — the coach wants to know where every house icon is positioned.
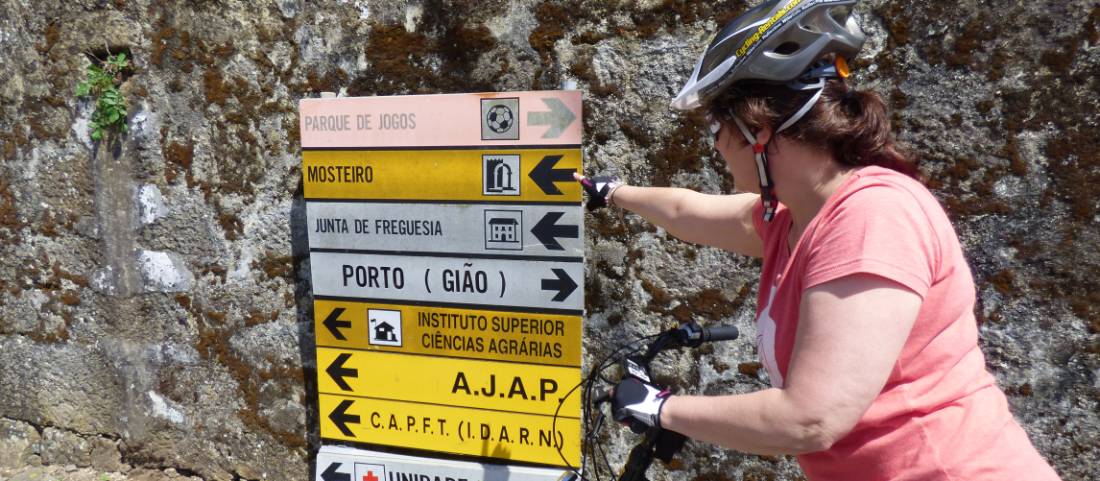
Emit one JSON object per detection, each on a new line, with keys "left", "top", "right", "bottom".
{"left": 372, "top": 320, "right": 397, "bottom": 342}
{"left": 367, "top": 309, "right": 402, "bottom": 347}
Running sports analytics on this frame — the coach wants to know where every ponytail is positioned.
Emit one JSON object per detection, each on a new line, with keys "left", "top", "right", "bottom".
{"left": 823, "top": 83, "right": 919, "bottom": 178}
{"left": 709, "top": 79, "right": 919, "bottom": 178}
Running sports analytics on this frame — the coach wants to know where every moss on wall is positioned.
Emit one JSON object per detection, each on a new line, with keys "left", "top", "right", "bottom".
{"left": 348, "top": 1, "right": 502, "bottom": 97}
{"left": 0, "top": 0, "right": 1097, "bottom": 479}
{"left": 0, "top": 177, "right": 23, "bottom": 245}
{"left": 183, "top": 294, "right": 307, "bottom": 450}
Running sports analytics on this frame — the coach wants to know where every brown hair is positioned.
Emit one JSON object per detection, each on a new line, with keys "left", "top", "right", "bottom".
{"left": 708, "top": 79, "right": 919, "bottom": 178}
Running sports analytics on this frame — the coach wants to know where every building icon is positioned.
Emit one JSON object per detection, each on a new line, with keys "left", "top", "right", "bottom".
{"left": 367, "top": 309, "right": 402, "bottom": 347}
{"left": 484, "top": 210, "right": 522, "bottom": 251}
{"left": 488, "top": 217, "right": 520, "bottom": 243}
{"left": 483, "top": 154, "right": 520, "bottom": 195}
{"left": 372, "top": 321, "right": 397, "bottom": 342}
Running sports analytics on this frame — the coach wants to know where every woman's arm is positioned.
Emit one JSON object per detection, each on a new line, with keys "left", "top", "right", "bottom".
{"left": 658, "top": 273, "right": 921, "bottom": 455}
{"left": 609, "top": 184, "right": 763, "bottom": 257}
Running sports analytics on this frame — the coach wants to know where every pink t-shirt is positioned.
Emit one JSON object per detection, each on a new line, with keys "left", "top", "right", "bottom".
{"left": 752, "top": 166, "right": 1060, "bottom": 481}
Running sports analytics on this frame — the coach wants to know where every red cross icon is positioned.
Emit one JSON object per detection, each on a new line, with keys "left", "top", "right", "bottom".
{"left": 363, "top": 471, "right": 379, "bottom": 481}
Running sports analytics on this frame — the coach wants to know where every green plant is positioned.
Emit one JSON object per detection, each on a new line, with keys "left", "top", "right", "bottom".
{"left": 75, "top": 52, "right": 129, "bottom": 141}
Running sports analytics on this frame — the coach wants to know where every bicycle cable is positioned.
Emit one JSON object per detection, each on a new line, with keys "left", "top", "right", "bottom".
{"left": 553, "top": 332, "right": 662, "bottom": 480}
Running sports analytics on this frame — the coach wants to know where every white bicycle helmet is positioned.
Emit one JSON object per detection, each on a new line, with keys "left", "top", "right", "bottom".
{"left": 671, "top": 0, "right": 865, "bottom": 222}
{"left": 671, "top": 0, "right": 865, "bottom": 111}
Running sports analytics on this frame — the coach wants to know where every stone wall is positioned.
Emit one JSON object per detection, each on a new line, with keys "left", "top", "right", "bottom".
{"left": 0, "top": 1, "right": 1096, "bottom": 480}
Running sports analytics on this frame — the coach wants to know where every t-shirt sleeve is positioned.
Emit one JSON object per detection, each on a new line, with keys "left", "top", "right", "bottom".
{"left": 803, "top": 185, "right": 937, "bottom": 298}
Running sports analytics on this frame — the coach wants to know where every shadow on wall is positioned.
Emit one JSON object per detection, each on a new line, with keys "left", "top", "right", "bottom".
{"left": 290, "top": 177, "right": 320, "bottom": 476}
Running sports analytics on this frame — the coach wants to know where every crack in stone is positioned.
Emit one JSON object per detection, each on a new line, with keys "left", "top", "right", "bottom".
{"left": 1, "top": 415, "right": 218, "bottom": 481}
{"left": 2, "top": 415, "right": 120, "bottom": 441}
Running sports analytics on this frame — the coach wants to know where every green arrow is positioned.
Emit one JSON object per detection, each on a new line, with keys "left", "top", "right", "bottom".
{"left": 527, "top": 98, "right": 576, "bottom": 139}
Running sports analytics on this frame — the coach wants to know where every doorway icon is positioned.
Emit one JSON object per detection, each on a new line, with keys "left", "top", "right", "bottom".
{"left": 483, "top": 154, "right": 520, "bottom": 196}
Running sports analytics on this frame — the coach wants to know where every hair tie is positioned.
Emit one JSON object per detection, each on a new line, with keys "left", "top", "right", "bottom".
{"left": 840, "top": 88, "right": 861, "bottom": 115}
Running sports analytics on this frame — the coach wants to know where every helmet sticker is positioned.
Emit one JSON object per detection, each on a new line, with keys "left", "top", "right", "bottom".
{"left": 735, "top": 0, "right": 807, "bottom": 58}
{"left": 670, "top": 0, "right": 863, "bottom": 111}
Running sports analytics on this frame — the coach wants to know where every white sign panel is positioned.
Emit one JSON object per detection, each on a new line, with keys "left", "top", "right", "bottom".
{"left": 310, "top": 252, "right": 583, "bottom": 312}
{"left": 307, "top": 202, "right": 583, "bottom": 257}
{"left": 316, "top": 445, "right": 569, "bottom": 481}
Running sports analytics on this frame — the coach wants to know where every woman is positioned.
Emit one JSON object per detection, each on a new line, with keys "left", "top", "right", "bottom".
{"left": 577, "top": 1, "right": 1062, "bottom": 479}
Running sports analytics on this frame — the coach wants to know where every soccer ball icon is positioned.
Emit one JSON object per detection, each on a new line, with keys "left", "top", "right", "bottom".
{"left": 486, "top": 105, "right": 515, "bottom": 134}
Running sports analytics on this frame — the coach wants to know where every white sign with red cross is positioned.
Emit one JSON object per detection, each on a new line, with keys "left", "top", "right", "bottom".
{"left": 316, "top": 445, "right": 567, "bottom": 481}
{"left": 355, "top": 463, "right": 386, "bottom": 481}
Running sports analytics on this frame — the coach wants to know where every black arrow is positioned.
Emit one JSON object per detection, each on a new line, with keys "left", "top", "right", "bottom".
{"left": 326, "top": 353, "right": 358, "bottom": 391}
{"left": 528, "top": 155, "right": 574, "bottom": 195}
{"left": 541, "top": 268, "right": 578, "bottom": 302}
{"left": 321, "top": 462, "right": 351, "bottom": 481}
{"left": 532, "top": 212, "right": 579, "bottom": 251}
{"left": 323, "top": 307, "right": 351, "bottom": 341}
{"left": 329, "top": 399, "right": 360, "bottom": 437}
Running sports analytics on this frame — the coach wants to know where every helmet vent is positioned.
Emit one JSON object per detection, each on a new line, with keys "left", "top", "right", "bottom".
{"left": 670, "top": 0, "right": 867, "bottom": 111}
{"left": 829, "top": 5, "right": 852, "bottom": 25}
{"left": 774, "top": 42, "right": 801, "bottom": 55}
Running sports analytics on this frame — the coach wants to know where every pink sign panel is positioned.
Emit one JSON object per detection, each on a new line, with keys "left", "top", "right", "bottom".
{"left": 299, "top": 91, "right": 582, "bottom": 148}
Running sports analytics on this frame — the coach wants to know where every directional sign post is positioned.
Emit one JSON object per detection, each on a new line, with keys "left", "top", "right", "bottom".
{"left": 300, "top": 91, "right": 583, "bottom": 470}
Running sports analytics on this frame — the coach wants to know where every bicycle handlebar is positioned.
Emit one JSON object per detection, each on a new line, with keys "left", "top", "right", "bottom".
{"left": 701, "top": 325, "right": 740, "bottom": 343}
{"left": 576, "top": 321, "right": 740, "bottom": 481}
{"left": 635, "top": 322, "right": 739, "bottom": 367}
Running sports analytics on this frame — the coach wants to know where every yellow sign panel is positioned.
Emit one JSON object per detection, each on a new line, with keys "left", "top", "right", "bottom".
{"left": 302, "top": 149, "right": 582, "bottom": 202}
{"left": 318, "top": 348, "right": 581, "bottom": 416}
{"left": 314, "top": 300, "right": 582, "bottom": 367}
{"left": 320, "top": 393, "right": 581, "bottom": 467}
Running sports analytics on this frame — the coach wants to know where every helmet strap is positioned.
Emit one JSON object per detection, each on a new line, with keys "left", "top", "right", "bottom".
{"left": 732, "top": 115, "right": 777, "bottom": 222}
{"left": 777, "top": 78, "right": 826, "bottom": 133}
{"left": 727, "top": 75, "right": 829, "bottom": 223}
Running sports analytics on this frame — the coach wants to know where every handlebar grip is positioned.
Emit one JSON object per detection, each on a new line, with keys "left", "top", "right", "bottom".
{"left": 702, "top": 325, "right": 739, "bottom": 342}
{"left": 592, "top": 389, "right": 611, "bottom": 404}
